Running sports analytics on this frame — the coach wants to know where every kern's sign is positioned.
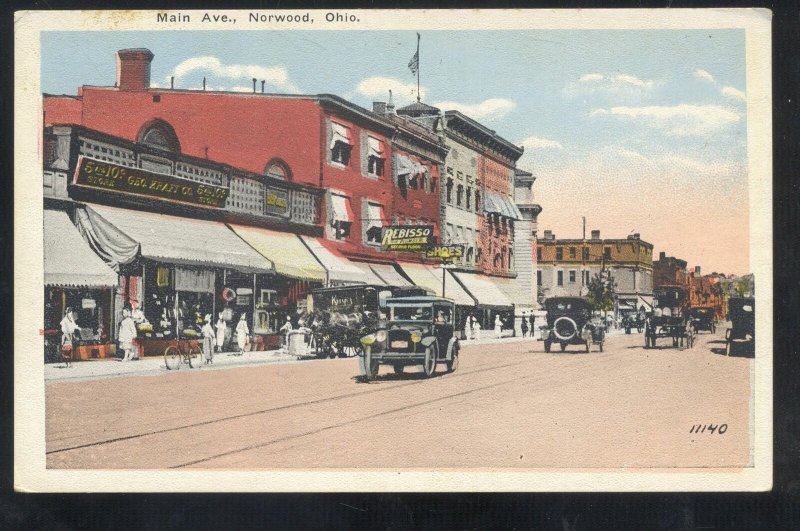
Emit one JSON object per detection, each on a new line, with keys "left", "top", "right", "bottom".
{"left": 381, "top": 225, "right": 435, "bottom": 252}
{"left": 73, "top": 157, "right": 229, "bottom": 208}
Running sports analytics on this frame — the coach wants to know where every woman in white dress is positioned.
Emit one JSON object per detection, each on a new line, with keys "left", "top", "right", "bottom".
{"left": 236, "top": 313, "right": 250, "bottom": 356}
{"left": 463, "top": 315, "right": 472, "bottom": 341}
{"left": 215, "top": 313, "right": 226, "bottom": 352}
{"left": 201, "top": 314, "right": 215, "bottom": 364}
{"left": 494, "top": 315, "right": 503, "bottom": 339}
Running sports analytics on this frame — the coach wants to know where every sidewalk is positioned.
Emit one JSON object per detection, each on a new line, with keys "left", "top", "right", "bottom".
{"left": 44, "top": 348, "right": 302, "bottom": 383}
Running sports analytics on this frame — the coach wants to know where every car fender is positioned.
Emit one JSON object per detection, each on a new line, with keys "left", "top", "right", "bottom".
{"left": 445, "top": 337, "right": 459, "bottom": 360}
{"left": 420, "top": 336, "right": 437, "bottom": 348}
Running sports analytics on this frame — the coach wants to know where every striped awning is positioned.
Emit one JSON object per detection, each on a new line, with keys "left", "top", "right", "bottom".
{"left": 484, "top": 191, "right": 522, "bottom": 220}
{"left": 369, "top": 263, "right": 413, "bottom": 287}
{"left": 44, "top": 210, "right": 118, "bottom": 288}
{"left": 299, "top": 236, "right": 367, "bottom": 285}
{"left": 397, "top": 262, "right": 474, "bottom": 306}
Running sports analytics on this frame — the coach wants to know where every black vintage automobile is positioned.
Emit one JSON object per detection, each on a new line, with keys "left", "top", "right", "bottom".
{"left": 358, "top": 296, "right": 459, "bottom": 381}
{"left": 542, "top": 297, "right": 605, "bottom": 353}
{"left": 687, "top": 307, "right": 717, "bottom": 334}
{"left": 726, "top": 297, "right": 754, "bottom": 356}
{"left": 308, "top": 285, "right": 429, "bottom": 358}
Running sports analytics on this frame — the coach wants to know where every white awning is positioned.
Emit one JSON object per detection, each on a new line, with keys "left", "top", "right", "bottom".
{"left": 299, "top": 236, "right": 368, "bottom": 285}
{"left": 484, "top": 191, "right": 522, "bottom": 220}
{"left": 368, "top": 136, "right": 385, "bottom": 158}
{"left": 229, "top": 225, "right": 326, "bottom": 282}
{"left": 452, "top": 271, "right": 514, "bottom": 308}
{"left": 397, "top": 262, "right": 474, "bottom": 306}
{"left": 82, "top": 204, "right": 273, "bottom": 273}
{"left": 365, "top": 202, "right": 387, "bottom": 232}
{"left": 330, "top": 122, "right": 353, "bottom": 148}
{"left": 492, "top": 276, "right": 535, "bottom": 309}
{"left": 44, "top": 210, "right": 119, "bottom": 288}
{"left": 347, "top": 261, "right": 389, "bottom": 285}
{"left": 369, "top": 263, "right": 413, "bottom": 287}
{"left": 330, "top": 193, "right": 352, "bottom": 224}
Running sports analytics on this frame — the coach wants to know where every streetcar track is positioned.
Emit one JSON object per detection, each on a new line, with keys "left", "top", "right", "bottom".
{"left": 172, "top": 376, "right": 522, "bottom": 468}
{"left": 47, "top": 355, "right": 543, "bottom": 455}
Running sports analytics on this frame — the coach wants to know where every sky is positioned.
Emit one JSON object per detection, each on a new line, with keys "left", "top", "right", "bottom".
{"left": 41, "top": 29, "right": 749, "bottom": 275}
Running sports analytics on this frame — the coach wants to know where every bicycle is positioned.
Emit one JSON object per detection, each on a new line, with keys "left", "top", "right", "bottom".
{"left": 164, "top": 336, "right": 201, "bottom": 370}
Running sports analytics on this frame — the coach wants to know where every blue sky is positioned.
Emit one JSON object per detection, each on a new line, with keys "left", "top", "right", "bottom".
{"left": 41, "top": 29, "right": 749, "bottom": 275}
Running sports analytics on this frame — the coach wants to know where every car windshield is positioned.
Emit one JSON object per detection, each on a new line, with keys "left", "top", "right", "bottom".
{"left": 391, "top": 306, "right": 433, "bottom": 321}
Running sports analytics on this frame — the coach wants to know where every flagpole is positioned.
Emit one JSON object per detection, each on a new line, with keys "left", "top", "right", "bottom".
{"left": 416, "top": 33, "right": 421, "bottom": 102}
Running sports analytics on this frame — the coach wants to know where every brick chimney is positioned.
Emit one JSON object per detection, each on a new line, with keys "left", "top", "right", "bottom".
{"left": 543, "top": 230, "right": 552, "bottom": 240}
{"left": 116, "top": 48, "right": 154, "bottom": 91}
{"left": 591, "top": 229, "right": 600, "bottom": 240}
{"left": 695, "top": 265, "right": 701, "bottom": 275}
{"left": 373, "top": 101, "right": 387, "bottom": 115}
{"left": 659, "top": 251, "right": 666, "bottom": 260}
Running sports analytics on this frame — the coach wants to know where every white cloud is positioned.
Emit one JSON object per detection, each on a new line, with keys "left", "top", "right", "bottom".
{"left": 722, "top": 85, "right": 746, "bottom": 102}
{"left": 694, "top": 69, "right": 716, "bottom": 83}
{"left": 519, "top": 136, "right": 564, "bottom": 150}
{"left": 590, "top": 104, "right": 741, "bottom": 136}
{"left": 356, "top": 76, "right": 426, "bottom": 102}
{"left": 168, "top": 56, "right": 299, "bottom": 92}
{"left": 432, "top": 98, "right": 516, "bottom": 121}
{"left": 564, "top": 72, "right": 656, "bottom": 98}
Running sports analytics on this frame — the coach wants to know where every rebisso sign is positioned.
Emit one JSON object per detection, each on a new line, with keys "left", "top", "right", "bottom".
{"left": 381, "top": 225, "right": 435, "bottom": 252}
{"left": 72, "top": 157, "right": 229, "bottom": 208}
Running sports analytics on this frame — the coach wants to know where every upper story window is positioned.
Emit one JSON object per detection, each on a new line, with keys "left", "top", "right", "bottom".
{"left": 582, "top": 247, "right": 589, "bottom": 261}
{"left": 364, "top": 201, "right": 388, "bottom": 245}
{"left": 466, "top": 186, "right": 472, "bottom": 210}
{"left": 446, "top": 178, "right": 454, "bottom": 204}
{"left": 475, "top": 190, "right": 481, "bottom": 211}
{"left": 329, "top": 122, "right": 353, "bottom": 166}
{"left": 604, "top": 246, "right": 612, "bottom": 259}
{"left": 329, "top": 193, "right": 353, "bottom": 241}
{"left": 137, "top": 119, "right": 180, "bottom": 152}
{"left": 456, "top": 184, "right": 464, "bottom": 207}
{"left": 569, "top": 247, "right": 576, "bottom": 259}
{"left": 537, "top": 247, "right": 542, "bottom": 261}
{"left": 265, "top": 159, "right": 291, "bottom": 181}
{"left": 366, "top": 136, "right": 385, "bottom": 177}
{"left": 556, "top": 247, "right": 564, "bottom": 261}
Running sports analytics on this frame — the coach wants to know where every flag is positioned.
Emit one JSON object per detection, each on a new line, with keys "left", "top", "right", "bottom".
{"left": 408, "top": 33, "right": 420, "bottom": 75}
{"left": 408, "top": 50, "right": 419, "bottom": 75}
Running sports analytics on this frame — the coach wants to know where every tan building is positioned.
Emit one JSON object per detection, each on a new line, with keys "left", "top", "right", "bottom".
{"left": 537, "top": 230, "right": 654, "bottom": 315}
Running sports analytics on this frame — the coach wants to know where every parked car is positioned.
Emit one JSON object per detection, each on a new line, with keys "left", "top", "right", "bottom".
{"left": 359, "top": 296, "right": 459, "bottom": 381}
{"left": 542, "top": 297, "right": 605, "bottom": 353}
{"left": 687, "top": 307, "right": 717, "bottom": 334}
{"left": 726, "top": 297, "right": 754, "bottom": 356}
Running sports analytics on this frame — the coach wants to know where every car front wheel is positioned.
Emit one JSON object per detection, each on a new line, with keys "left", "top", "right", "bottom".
{"left": 423, "top": 344, "right": 437, "bottom": 377}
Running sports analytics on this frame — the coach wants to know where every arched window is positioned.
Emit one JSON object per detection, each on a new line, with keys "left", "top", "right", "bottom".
{"left": 137, "top": 119, "right": 180, "bottom": 152}
{"left": 264, "top": 159, "right": 292, "bottom": 181}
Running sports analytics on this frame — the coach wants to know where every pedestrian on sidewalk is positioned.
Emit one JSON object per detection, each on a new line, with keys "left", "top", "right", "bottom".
{"left": 494, "top": 315, "right": 503, "bottom": 339}
{"left": 215, "top": 313, "right": 226, "bottom": 353}
{"left": 59, "top": 307, "right": 80, "bottom": 367}
{"left": 529, "top": 313, "right": 536, "bottom": 337}
{"left": 117, "top": 308, "right": 138, "bottom": 362}
{"left": 279, "top": 315, "right": 293, "bottom": 350}
{"left": 472, "top": 317, "right": 481, "bottom": 341}
{"left": 520, "top": 312, "right": 529, "bottom": 338}
{"left": 463, "top": 314, "right": 473, "bottom": 341}
{"left": 236, "top": 313, "right": 250, "bottom": 356}
{"left": 202, "top": 314, "right": 215, "bottom": 364}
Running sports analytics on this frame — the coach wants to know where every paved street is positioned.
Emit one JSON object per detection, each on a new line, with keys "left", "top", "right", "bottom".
{"left": 45, "top": 328, "right": 753, "bottom": 470}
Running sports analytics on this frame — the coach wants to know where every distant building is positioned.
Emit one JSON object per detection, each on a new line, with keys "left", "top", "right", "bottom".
{"left": 538, "top": 230, "right": 654, "bottom": 315}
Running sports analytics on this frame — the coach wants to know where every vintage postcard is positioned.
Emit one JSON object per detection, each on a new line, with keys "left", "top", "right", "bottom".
{"left": 14, "top": 9, "right": 772, "bottom": 491}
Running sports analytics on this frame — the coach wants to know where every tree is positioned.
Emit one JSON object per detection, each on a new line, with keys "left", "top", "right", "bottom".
{"left": 586, "top": 272, "right": 616, "bottom": 313}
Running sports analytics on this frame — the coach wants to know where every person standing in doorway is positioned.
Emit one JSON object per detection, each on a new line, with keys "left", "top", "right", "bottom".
{"left": 59, "top": 307, "right": 80, "bottom": 367}
{"left": 494, "top": 315, "right": 503, "bottom": 339}
{"left": 201, "top": 314, "right": 215, "bottom": 364}
{"left": 215, "top": 313, "right": 226, "bottom": 353}
{"left": 463, "top": 314, "right": 472, "bottom": 341}
{"left": 236, "top": 313, "right": 250, "bottom": 356}
{"left": 117, "top": 308, "right": 138, "bottom": 362}
{"left": 520, "top": 311, "right": 529, "bottom": 338}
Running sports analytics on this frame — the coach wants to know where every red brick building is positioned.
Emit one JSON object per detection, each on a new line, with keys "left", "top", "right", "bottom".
{"left": 43, "top": 48, "right": 443, "bottom": 266}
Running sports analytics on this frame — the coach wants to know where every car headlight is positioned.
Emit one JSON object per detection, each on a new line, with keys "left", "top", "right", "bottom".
{"left": 410, "top": 332, "right": 422, "bottom": 344}
{"left": 360, "top": 334, "right": 376, "bottom": 346}
{"left": 375, "top": 330, "right": 387, "bottom": 343}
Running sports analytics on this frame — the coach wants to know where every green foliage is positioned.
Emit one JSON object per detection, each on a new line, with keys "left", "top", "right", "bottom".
{"left": 586, "top": 272, "right": 616, "bottom": 312}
